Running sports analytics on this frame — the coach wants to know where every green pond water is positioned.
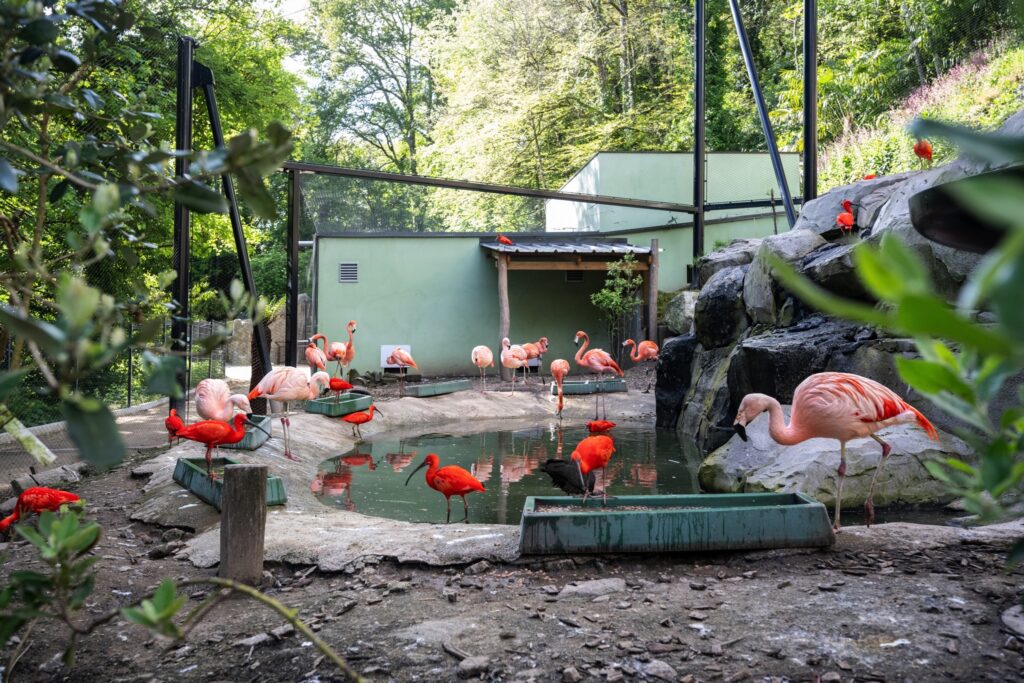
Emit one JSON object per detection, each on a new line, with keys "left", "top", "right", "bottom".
{"left": 311, "top": 423, "right": 698, "bottom": 524}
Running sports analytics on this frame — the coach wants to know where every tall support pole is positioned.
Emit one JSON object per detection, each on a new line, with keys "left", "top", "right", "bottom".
{"left": 647, "top": 239, "right": 659, "bottom": 340}
{"left": 497, "top": 254, "right": 511, "bottom": 381}
{"left": 171, "top": 36, "right": 195, "bottom": 412}
{"left": 803, "top": 0, "right": 818, "bottom": 202}
{"left": 692, "top": 0, "right": 706, "bottom": 286}
{"left": 286, "top": 170, "right": 300, "bottom": 368}
{"left": 728, "top": 0, "right": 797, "bottom": 228}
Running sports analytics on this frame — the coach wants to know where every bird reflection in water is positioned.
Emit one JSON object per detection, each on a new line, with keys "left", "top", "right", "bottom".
{"left": 312, "top": 448, "right": 378, "bottom": 511}
{"left": 629, "top": 462, "right": 658, "bottom": 487}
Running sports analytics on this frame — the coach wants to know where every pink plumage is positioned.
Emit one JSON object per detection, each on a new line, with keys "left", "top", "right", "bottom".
{"left": 195, "top": 378, "right": 252, "bottom": 422}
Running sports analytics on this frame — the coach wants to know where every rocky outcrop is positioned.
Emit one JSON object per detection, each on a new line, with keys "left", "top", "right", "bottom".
{"left": 694, "top": 238, "right": 760, "bottom": 285}
{"left": 800, "top": 243, "right": 870, "bottom": 301}
{"left": 743, "top": 230, "right": 826, "bottom": 325}
{"left": 677, "top": 344, "right": 739, "bottom": 452}
{"left": 654, "top": 334, "right": 698, "bottom": 430}
{"left": 662, "top": 290, "right": 699, "bottom": 335}
{"left": 698, "top": 405, "right": 972, "bottom": 507}
{"left": 693, "top": 265, "right": 749, "bottom": 349}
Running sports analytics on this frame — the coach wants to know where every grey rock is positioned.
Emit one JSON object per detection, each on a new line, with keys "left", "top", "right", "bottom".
{"left": 655, "top": 334, "right": 698, "bottom": 431}
{"left": 801, "top": 242, "right": 870, "bottom": 301}
{"left": 642, "top": 659, "right": 678, "bottom": 681}
{"left": 694, "top": 265, "right": 749, "bottom": 349}
{"left": 233, "top": 633, "right": 271, "bottom": 648}
{"left": 557, "top": 578, "right": 626, "bottom": 599}
{"left": 464, "top": 560, "right": 491, "bottom": 575}
{"left": 562, "top": 666, "right": 583, "bottom": 683}
{"left": 696, "top": 238, "right": 762, "bottom": 285}
{"left": 743, "top": 230, "right": 827, "bottom": 325}
{"left": 698, "top": 405, "right": 972, "bottom": 506}
{"left": 678, "top": 344, "right": 741, "bottom": 452}
{"left": 794, "top": 173, "right": 914, "bottom": 240}
{"left": 662, "top": 289, "right": 699, "bottom": 335}
{"left": 457, "top": 656, "right": 491, "bottom": 678}
{"left": 1002, "top": 605, "right": 1024, "bottom": 636}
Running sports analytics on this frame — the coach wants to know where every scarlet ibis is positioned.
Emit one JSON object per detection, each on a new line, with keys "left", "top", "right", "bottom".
{"left": 520, "top": 337, "right": 549, "bottom": 383}
{"left": 500, "top": 337, "right": 528, "bottom": 393}
{"left": 165, "top": 408, "right": 184, "bottom": 445}
{"left": 623, "top": 338, "right": 659, "bottom": 392}
{"left": 195, "top": 378, "right": 252, "bottom": 422}
{"left": 587, "top": 420, "right": 616, "bottom": 433}
{"left": 174, "top": 413, "right": 269, "bottom": 478}
{"left": 311, "top": 332, "right": 347, "bottom": 376}
{"left": 249, "top": 368, "right": 331, "bottom": 460}
{"left": 386, "top": 348, "right": 417, "bottom": 396}
{"left": 471, "top": 345, "right": 494, "bottom": 391}
{"left": 497, "top": 234, "right": 514, "bottom": 245}
{"left": 329, "top": 377, "right": 354, "bottom": 403}
{"left": 571, "top": 434, "right": 615, "bottom": 504}
{"left": 734, "top": 372, "right": 937, "bottom": 530}
{"left": 863, "top": 173, "right": 877, "bottom": 180}
{"left": 0, "top": 487, "right": 83, "bottom": 533}
{"left": 913, "top": 139, "right": 933, "bottom": 163}
{"left": 549, "top": 358, "right": 570, "bottom": 419}
{"left": 574, "top": 330, "right": 623, "bottom": 420}
{"left": 540, "top": 459, "right": 595, "bottom": 496}
{"left": 340, "top": 404, "right": 383, "bottom": 440}
{"left": 405, "top": 453, "right": 486, "bottom": 523}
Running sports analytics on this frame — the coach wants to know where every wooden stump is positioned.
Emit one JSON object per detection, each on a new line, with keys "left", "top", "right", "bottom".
{"left": 219, "top": 464, "right": 267, "bottom": 585}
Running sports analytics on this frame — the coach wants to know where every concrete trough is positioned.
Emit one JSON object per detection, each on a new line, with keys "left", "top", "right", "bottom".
{"left": 403, "top": 379, "right": 473, "bottom": 398}
{"left": 305, "top": 393, "right": 373, "bottom": 418}
{"left": 550, "top": 379, "right": 628, "bottom": 395}
{"left": 173, "top": 456, "right": 288, "bottom": 511}
{"left": 519, "top": 492, "right": 834, "bottom": 554}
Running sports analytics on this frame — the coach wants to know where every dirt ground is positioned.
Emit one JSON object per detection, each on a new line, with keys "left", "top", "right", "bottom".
{"left": 2, "top": 445, "right": 1023, "bottom": 683}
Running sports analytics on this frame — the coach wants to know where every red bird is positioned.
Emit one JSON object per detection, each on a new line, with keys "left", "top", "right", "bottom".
{"left": 329, "top": 377, "right": 354, "bottom": 403}
{"left": 165, "top": 408, "right": 184, "bottom": 445}
{"left": 405, "top": 453, "right": 486, "bottom": 523}
{"left": 837, "top": 199, "right": 855, "bottom": 232}
{"left": 913, "top": 139, "right": 933, "bottom": 163}
{"left": 571, "top": 435, "right": 615, "bottom": 504}
{"left": 862, "top": 173, "right": 877, "bottom": 180}
{"left": 340, "top": 404, "right": 383, "bottom": 440}
{"left": 175, "top": 413, "right": 264, "bottom": 478}
{"left": 0, "top": 487, "right": 82, "bottom": 532}
{"left": 587, "top": 420, "right": 616, "bottom": 433}
{"left": 497, "top": 234, "right": 514, "bottom": 246}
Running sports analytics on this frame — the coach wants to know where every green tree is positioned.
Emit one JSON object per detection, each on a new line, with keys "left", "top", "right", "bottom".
{"left": 591, "top": 253, "right": 644, "bottom": 361}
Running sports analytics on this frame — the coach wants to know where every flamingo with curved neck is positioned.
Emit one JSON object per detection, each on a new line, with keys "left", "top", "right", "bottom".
{"left": 573, "top": 330, "right": 623, "bottom": 419}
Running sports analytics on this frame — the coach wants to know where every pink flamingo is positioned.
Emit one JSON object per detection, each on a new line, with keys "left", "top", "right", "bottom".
{"left": 195, "top": 378, "right": 252, "bottom": 422}
{"left": 310, "top": 333, "right": 346, "bottom": 376}
{"left": 573, "top": 330, "right": 623, "bottom": 419}
{"left": 471, "top": 345, "right": 494, "bottom": 391}
{"left": 623, "top": 338, "right": 660, "bottom": 392}
{"left": 340, "top": 320, "right": 357, "bottom": 375}
{"left": 248, "top": 367, "right": 330, "bottom": 461}
{"left": 733, "top": 372, "right": 938, "bottom": 531}
{"left": 520, "top": 336, "right": 549, "bottom": 383}
{"left": 386, "top": 347, "right": 417, "bottom": 396}
{"left": 305, "top": 338, "right": 328, "bottom": 372}
{"left": 500, "top": 337, "right": 528, "bottom": 394}
{"left": 549, "top": 358, "right": 570, "bottom": 419}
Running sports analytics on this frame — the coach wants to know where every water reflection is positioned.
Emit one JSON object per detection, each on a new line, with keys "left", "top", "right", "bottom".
{"left": 313, "top": 423, "right": 700, "bottom": 524}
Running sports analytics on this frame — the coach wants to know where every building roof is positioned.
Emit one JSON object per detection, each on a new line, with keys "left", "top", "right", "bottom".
{"left": 479, "top": 238, "right": 650, "bottom": 256}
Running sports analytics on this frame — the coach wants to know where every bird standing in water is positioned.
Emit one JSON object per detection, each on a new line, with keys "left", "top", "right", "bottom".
{"left": 574, "top": 330, "right": 623, "bottom": 419}
{"left": 0, "top": 487, "right": 83, "bottom": 532}
{"left": 341, "top": 404, "right": 383, "bottom": 440}
{"left": 471, "top": 345, "right": 494, "bottom": 391}
{"left": 249, "top": 367, "right": 331, "bottom": 460}
{"left": 165, "top": 408, "right": 184, "bottom": 445}
{"left": 174, "top": 413, "right": 267, "bottom": 478}
{"left": 549, "top": 358, "right": 570, "bottom": 419}
{"left": 571, "top": 434, "right": 615, "bottom": 504}
{"left": 405, "top": 453, "right": 486, "bottom": 523}
{"left": 733, "top": 372, "right": 938, "bottom": 530}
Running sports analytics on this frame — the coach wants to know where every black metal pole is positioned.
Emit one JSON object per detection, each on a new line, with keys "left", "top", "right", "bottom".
{"left": 126, "top": 323, "right": 133, "bottom": 407}
{"left": 803, "top": 0, "right": 818, "bottom": 202}
{"left": 693, "top": 0, "right": 706, "bottom": 285}
{"left": 285, "top": 170, "right": 300, "bottom": 368}
{"left": 194, "top": 61, "right": 273, "bottom": 379}
{"left": 171, "top": 36, "right": 195, "bottom": 411}
{"left": 727, "top": 0, "right": 797, "bottom": 228}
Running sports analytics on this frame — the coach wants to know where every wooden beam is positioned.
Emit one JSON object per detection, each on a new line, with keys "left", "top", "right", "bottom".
{"left": 497, "top": 254, "right": 511, "bottom": 381}
{"left": 219, "top": 464, "right": 267, "bottom": 585}
{"left": 648, "top": 239, "right": 659, "bottom": 341}
{"left": 506, "top": 260, "right": 648, "bottom": 271}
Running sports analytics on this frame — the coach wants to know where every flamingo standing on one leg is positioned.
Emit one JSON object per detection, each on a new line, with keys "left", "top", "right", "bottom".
{"left": 405, "top": 453, "right": 486, "bottom": 523}
{"left": 733, "top": 372, "right": 938, "bottom": 531}
{"left": 164, "top": 409, "right": 184, "bottom": 445}
{"left": 340, "top": 320, "right": 357, "bottom": 376}
{"left": 549, "top": 358, "right": 570, "bottom": 419}
{"left": 248, "top": 368, "right": 331, "bottom": 461}
{"left": 500, "top": 337, "right": 528, "bottom": 394}
{"left": 311, "top": 333, "right": 347, "bottom": 377}
{"left": 305, "top": 337, "right": 328, "bottom": 373}
{"left": 386, "top": 348, "right": 417, "bottom": 396}
{"left": 175, "top": 413, "right": 268, "bottom": 478}
{"left": 520, "top": 337, "right": 549, "bottom": 383}
{"left": 471, "top": 345, "right": 494, "bottom": 391}
{"left": 573, "top": 330, "right": 624, "bottom": 420}
{"left": 0, "top": 487, "right": 83, "bottom": 533}
{"left": 571, "top": 434, "right": 615, "bottom": 504}
{"left": 623, "top": 338, "right": 660, "bottom": 393}
{"left": 340, "top": 404, "right": 383, "bottom": 440}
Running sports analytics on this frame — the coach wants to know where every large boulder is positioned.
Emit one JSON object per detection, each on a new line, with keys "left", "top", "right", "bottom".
{"left": 800, "top": 242, "right": 870, "bottom": 301}
{"left": 698, "top": 405, "right": 972, "bottom": 507}
{"left": 743, "top": 230, "right": 827, "bottom": 325}
{"left": 655, "top": 334, "right": 698, "bottom": 430}
{"left": 695, "top": 238, "right": 761, "bottom": 285}
{"left": 794, "top": 173, "right": 915, "bottom": 240}
{"left": 677, "top": 344, "right": 740, "bottom": 452}
{"left": 662, "top": 290, "right": 699, "bottom": 335}
{"left": 693, "top": 265, "right": 749, "bottom": 349}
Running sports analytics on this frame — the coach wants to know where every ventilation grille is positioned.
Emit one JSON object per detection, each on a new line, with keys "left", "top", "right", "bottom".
{"left": 565, "top": 270, "right": 584, "bottom": 283}
{"left": 338, "top": 262, "right": 358, "bottom": 283}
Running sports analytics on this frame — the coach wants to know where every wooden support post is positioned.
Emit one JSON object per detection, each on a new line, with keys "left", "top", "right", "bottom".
{"left": 497, "top": 254, "right": 511, "bottom": 381}
{"left": 219, "top": 464, "right": 267, "bottom": 585}
{"left": 648, "top": 239, "right": 659, "bottom": 340}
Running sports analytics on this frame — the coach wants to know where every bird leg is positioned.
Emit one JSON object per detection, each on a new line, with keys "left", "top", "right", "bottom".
{"left": 355, "top": 423, "right": 362, "bottom": 441}
{"left": 461, "top": 495, "right": 470, "bottom": 523}
{"left": 282, "top": 405, "right": 299, "bottom": 461}
{"left": 205, "top": 446, "right": 215, "bottom": 479}
{"left": 864, "top": 435, "right": 893, "bottom": 528}
{"left": 601, "top": 468, "right": 607, "bottom": 505}
{"left": 445, "top": 496, "right": 452, "bottom": 524}
{"left": 644, "top": 365, "right": 653, "bottom": 393}
{"left": 511, "top": 368, "right": 516, "bottom": 395}
{"left": 577, "top": 460, "right": 589, "bottom": 504}
{"left": 834, "top": 443, "right": 847, "bottom": 532}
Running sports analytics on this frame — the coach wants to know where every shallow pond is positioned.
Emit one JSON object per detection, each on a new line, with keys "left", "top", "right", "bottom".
{"left": 312, "top": 423, "right": 697, "bottom": 524}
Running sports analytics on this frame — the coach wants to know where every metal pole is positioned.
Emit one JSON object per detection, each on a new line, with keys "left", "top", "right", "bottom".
{"left": 693, "top": 0, "right": 706, "bottom": 285}
{"left": 171, "top": 36, "right": 195, "bottom": 412}
{"left": 727, "top": 0, "right": 797, "bottom": 228}
{"left": 126, "top": 323, "right": 133, "bottom": 407}
{"left": 194, "top": 61, "right": 273, "bottom": 378}
{"left": 803, "top": 0, "right": 818, "bottom": 202}
{"left": 286, "top": 170, "right": 300, "bottom": 368}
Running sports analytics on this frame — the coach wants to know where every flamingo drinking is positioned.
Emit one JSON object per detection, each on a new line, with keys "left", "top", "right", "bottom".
{"left": 549, "top": 358, "right": 570, "bottom": 419}
{"left": 248, "top": 367, "right": 331, "bottom": 460}
{"left": 405, "top": 453, "right": 486, "bottom": 523}
{"left": 733, "top": 372, "right": 938, "bottom": 530}
{"left": 0, "top": 487, "right": 83, "bottom": 533}
{"left": 500, "top": 337, "right": 528, "bottom": 393}
{"left": 471, "top": 345, "right": 494, "bottom": 391}
{"left": 573, "top": 330, "right": 623, "bottom": 419}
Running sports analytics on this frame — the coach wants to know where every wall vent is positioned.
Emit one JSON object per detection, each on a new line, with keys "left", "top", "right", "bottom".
{"left": 565, "top": 270, "right": 584, "bottom": 283}
{"left": 338, "top": 262, "right": 358, "bottom": 283}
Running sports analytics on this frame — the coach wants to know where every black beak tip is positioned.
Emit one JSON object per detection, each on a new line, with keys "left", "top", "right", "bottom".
{"left": 734, "top": 423, "right": 748, "bottom": 442}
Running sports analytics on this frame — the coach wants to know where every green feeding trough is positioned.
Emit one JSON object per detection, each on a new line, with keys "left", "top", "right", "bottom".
{"left": 551, "top": 378, "right": 628, "bottom": 396}
{"left": 306, "top": 392, "right": 373, "bottom": 417}
{"left": 173, "top": 456, "right": 287, "bottom": 510}
{"left": 519, "top": 492, "right": 834, "bottom": 554}
{"left": 403, "top": 379, "right": 473, "bottom": 398}
{"left": 221, "top": 414, "right": 272, "bottom": 451}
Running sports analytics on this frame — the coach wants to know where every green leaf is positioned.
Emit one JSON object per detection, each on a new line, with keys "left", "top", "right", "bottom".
{"left": 959, "top": 230, "right": 1024, "bottom": 314}
{"left": 852, "top": 243, "right": 905, "bottom": 302}
{"left": 63, "top": 399, "right": 124, "bottom": 471}
{"left": 69, "top": 574, "right": 95, "bottom": 609}
{"left": 947, "top": 176, "right": 1024, "bottom": 232}
{"left": 64, "top": 525, "right": 100, "bottom": 556}
{"left": 14, "top": 525, "right": 50, "bottom": 553}
{"left": 0, "top": 305, "right": 67, "bottom": 357}
{"left": 153, "top": 580, "right": 176, "bottom": 611}
{"left": 56, "top": 274, "right": 100, "bottom": 337}
{"left": 0, "top": 158, "right": 23, "bottom": 193}
{"left": 990, "top": 250, "right": 1024, "bottom": 345}
{"left": 174, "top": 180, "right": 227, "bottom": 214}
{"left": 894, "top": 295, "right": 1015, "bottom": 357}
{"left": 0, "top": 368, "right": 30, "bottom": 401}
{"left": 1008, "top": 539, "right": 1024, "bottom": 568}
{"left": 766, "top": 254, "right": 891, "bottom": 327}
{"left": 143, "top": 353, "right": 184, "bottom": 399}
{"left": 924, "top": 460, "right": 953, "bottom": 484}
{"left": 895, "top": 357, "right": 974, "bottom": 402}
{"left": 21, "top": 18, "right": 60, "bottom": 46}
